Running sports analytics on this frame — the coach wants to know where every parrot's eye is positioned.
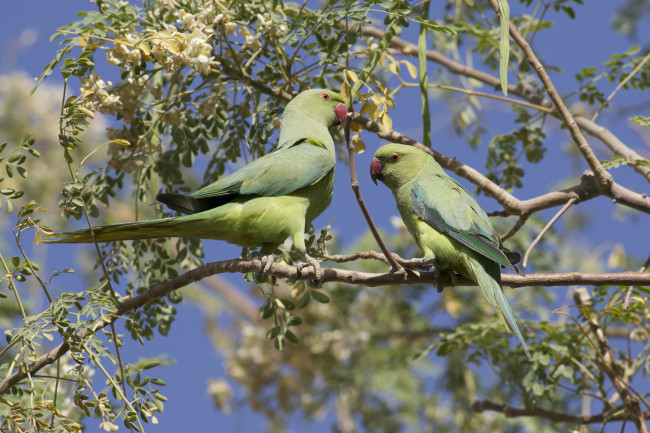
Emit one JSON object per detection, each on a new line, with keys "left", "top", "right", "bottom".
{"left": 390, "top": 153, "right": 400, "bottom": 162}
{"left": 321, "top": 93, "right": 331, "bottom": 101}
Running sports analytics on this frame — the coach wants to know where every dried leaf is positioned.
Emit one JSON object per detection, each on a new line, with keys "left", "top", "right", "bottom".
{"left": 110, "top": 138, "right": 132, "bottom": 146}
{"left": 402, "top": 60, "right": 418, "bottom": 79}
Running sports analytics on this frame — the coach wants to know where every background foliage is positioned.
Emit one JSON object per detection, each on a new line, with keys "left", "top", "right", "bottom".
{"left": 1, "top": 0, "right": 649, "bottom": 432}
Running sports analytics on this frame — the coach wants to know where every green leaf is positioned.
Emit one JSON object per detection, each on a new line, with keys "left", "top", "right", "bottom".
{"left": 285, "top": 329, "right": 299, "bottom": 344}
{"left": 630, "top": 115, "right": 650, "bottom": 128}
{"left": 418, "top": 0, "right": 431, "bottom": 148}
{"left": 260, "top": 299, "right": 276, "bottom": 319}
{"left": 311, "top": 290, "right": 330, "bottom": 304}
{"left": 297, "top": 291, "right": 310, "bottom": 309}
{"left": 497, "top": 0, "right": 510, "bottom": 96}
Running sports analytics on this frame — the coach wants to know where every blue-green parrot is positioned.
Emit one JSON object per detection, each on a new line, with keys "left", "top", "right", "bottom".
{"left": 43, "top": 89, "right": 348, "bottom": 278}
{"left": 370, "top": 143, "right": 529, "bottom": 357}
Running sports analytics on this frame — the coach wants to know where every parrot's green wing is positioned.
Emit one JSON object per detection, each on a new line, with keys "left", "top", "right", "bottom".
{"left": 192, "top": 138, "right": 333, "bottom": 199}
{"left": 410, "top": 174, "right": 516, "bottom": 272}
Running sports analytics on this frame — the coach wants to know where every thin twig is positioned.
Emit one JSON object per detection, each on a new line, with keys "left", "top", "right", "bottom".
{"left": 344, "top": 110, "right": 405, "bottom": 274}
{"left": 14, "top": 231, "right": 52, "bottom": 303}
{"left": 522, "top": 197, "right": 577, "bottom": 269}
{"left": 592, "top": 51, "right": 650, "bottom": 123}
{"left": 500, "top": 213, "right": 530, "bottom": 242}
{"left": 623, "top": 254, "right": 650, "bottom": 311}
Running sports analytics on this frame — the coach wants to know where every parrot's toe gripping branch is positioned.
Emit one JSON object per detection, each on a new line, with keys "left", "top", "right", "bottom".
{"left": 432, "top": 261, "right": 457, "bottom": 293}
{"left": 295, "top": 250, "right": 322, "bottom": 282}
{"left": 260, "top": 254, "right": 275, "bottom": 275}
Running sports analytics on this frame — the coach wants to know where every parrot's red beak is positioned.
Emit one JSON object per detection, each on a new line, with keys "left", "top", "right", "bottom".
{"left": 370, "top": 158, "right": 383, "bottom": 185}
{"left": 333, "top": 104, "right": 348, "bottom": 128}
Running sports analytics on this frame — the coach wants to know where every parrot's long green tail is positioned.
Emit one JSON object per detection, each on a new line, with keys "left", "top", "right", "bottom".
{"left": 467, "top": 257, "right": 531, "bottom": 358}
{"left": 41, "top": 217, "right": 194, "bottom": 244}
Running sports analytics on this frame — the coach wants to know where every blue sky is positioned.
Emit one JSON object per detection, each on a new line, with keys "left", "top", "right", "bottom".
{"left": 1, "top": 1, "right": 649, "bottom": 432}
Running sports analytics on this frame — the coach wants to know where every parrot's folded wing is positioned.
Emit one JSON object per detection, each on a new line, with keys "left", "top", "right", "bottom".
{"left": 191, "top": 138, "right": 334, "bottom": 199}
{"left": 410, "top": 175, "right": 516, "bottom": 272}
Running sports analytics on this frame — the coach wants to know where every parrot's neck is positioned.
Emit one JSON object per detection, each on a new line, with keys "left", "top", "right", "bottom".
{"left": 277, "top": 108, "right": 334, "bottom": 150}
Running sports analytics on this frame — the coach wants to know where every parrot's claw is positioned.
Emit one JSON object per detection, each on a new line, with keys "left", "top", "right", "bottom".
{"left": 432, "top": 262, "right": 456, "bottom": 292}
{"left": 295, "top": 250, "right": 322, "bottom": 282}
{"left": 260, "top": 253, "right": 275, "bottom": 275}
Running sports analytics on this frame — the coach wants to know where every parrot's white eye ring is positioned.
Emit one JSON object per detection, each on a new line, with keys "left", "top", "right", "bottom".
{"left": 321, "top": 93, "right": 330, "bottom": 101}
{"left": 390, "top": 153, "right": 400, "bottom": 162}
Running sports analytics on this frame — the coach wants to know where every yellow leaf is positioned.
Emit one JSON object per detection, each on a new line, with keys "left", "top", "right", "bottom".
{"left": 346, "top": 70, "right": 359, "bottom": 83}
{"left": 110, "top": 138, "right": 132, "bottom": 146}
{"left": 352, "top": 133, "right": 365, "bottom": 154}
{"left": 34, "top": 231, "right": 41, "bottom": 245}
{"left": 135, "top": 40, "right": 151, "bottom": 56}
{"left": 341, "top": 80, "right": 351, "bottom": 102}
{"left": 388, "top": 61, "right": 400, "bottom": 75}
{"left": 135, "top": 41, "right": 152, "bottom": 61}
{"left": 381, "top": 113, "right": 392, "bottom": 132}
{"left": 150, "top": 30, "right": 184, "bottom": 54}
{"left": 40, "top": 226, "right": 54, "bottom": 235}
{"left": 370, "top": 93, "right": 383, "bottom": 105}
{"left": 359, "top": 102, "right": 370, "bottom": 116}
{"left": 402, "top": 60, "right": 418, "bottom": 79}
{"left": 350, "top": 121, "right": 360, "bottom": 132}
{"left": 385, "top": 95, "right": 395, "bottom": 109}
{"left": 631, "top": 296, "right": 646, "bottom": 304}
{"left": 368, "top": 103, "right": 379, "bottom": 121}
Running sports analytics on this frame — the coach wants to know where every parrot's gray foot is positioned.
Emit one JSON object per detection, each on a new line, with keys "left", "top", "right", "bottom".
{"left": 432, "top": 262, "right": 456, "bottom": 292}
{"left": 295, "top": 250, "right": 322, "bottom": 282}
{"left": 260, "top": 253, "right": 275, "bottom": 275}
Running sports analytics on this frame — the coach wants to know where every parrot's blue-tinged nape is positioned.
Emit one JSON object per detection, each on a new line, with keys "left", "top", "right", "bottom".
{"left": 43, "top": 89, "right": 348, "bottom": 280}
{"left": 371, "top": 143, "right": 530, "bottom": 358}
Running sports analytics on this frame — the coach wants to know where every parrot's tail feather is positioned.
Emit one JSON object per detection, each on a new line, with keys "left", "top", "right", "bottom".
{"left": 468, "top": 258, "right": 531, "bottom": 359}
{"left": 156, "top": 192, "right": 199, "bottom": 214}
{"left": 157, "top": 192, "right": 234, "bottom": 214}
{"left": 41, "top": 217, "right": 192, "bottom": 244}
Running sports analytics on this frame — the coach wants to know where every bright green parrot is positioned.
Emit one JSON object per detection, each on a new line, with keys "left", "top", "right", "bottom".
{"left": 43, "top": 89, "right": 348, "bottom": 278}
{"left": 370, "top": 143, "right": 529, "bottom": 357}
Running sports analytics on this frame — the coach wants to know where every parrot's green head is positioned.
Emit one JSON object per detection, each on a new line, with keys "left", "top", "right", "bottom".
{"left": 285, "top": 89, "right": 347, "bottom": 128}
{"left": 371, "top": 143, "right": 433, "bottom": 190}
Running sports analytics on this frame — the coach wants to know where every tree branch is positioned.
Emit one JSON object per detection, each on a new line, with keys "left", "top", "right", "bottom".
{"left": 473, "top": 399, "right": 648, "bottom": 424}
{"left": 327, "top": 251, "right": 435, "bottom": 268}
{"left": 2, "top": 257, "right": 650, "bottom": 395}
